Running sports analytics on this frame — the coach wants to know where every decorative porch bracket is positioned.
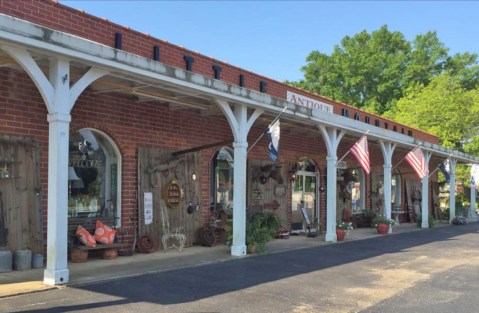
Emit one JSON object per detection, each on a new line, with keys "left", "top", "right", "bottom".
{"left": 449, "top": 158, "right": 457, "bottom": 223}
{"left": 421, "top": 151, "right": 432, "bottom": 228}
{"left": 1, "top": 45, "right": 108, "bottom": 285}
{"left": 318, "top": 125, "right": 346, "bottom": 242}
{"left": 216, "top": 99, "right": 263, "bottom": 256}
{"left": 379, "top": 140, "right": 397, "bottom": 233}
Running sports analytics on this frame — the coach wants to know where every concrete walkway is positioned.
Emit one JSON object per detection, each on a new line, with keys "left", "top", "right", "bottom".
{"left": 0, "top": 222, "right": 436, "bottom": 298}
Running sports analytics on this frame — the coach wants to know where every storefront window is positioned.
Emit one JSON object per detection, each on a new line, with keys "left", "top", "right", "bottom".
{"left": 351, "top": 169, "right": 365, "bottom": 213}
{"left": 392, "top": 174, "right": 402, "bottom": 211}
{"left": 212, "top": 148, "right": 234, "bottom": 215}
{"left": 68, "top": 129, "right": 121, "bottom": 224}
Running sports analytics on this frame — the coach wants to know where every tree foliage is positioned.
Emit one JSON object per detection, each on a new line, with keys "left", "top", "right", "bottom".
{"left": 387, "top": 74, "right": 479, "bottom": 150}
{"left": 297, "top": 25, "right": 479, "bottom": 116}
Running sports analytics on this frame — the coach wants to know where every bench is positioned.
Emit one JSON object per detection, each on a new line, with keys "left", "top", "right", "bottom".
{"left": 68, "top": 217, "right": 128, "bottom": 263}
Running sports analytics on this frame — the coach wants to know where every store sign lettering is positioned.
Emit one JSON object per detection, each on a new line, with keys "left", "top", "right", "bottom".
{"left": 287, "top": 91, "right": 333, "bottom": 113}
{"left": 69, "top": 157, "right": 102, "bottom": 169}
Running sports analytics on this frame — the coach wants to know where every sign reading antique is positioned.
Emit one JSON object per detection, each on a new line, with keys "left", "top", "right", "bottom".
{"left": 287, "top": 91, "right": 333, "bottom": 113}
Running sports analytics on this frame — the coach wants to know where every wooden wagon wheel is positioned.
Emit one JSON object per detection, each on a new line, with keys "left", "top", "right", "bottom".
{"left": 200, "top": 227, "right": 216, "bottom": 247}
{"left": 137, "top": 234, "right": 156, "bottom": 253}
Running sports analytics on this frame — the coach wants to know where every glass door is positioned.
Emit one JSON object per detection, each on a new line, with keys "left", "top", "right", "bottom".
{"left": 291, "top": 172, "right": 319, "bottom": 233}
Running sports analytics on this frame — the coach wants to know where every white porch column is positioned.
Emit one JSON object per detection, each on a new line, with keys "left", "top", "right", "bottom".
{"left": 1, "top": 46, "right": 108, "bottom": 285}
{"left": 232, "top": 141, "right": 248, "bottom": 256}
{"left": 469, "top": 184, "right": 477, "bottom": 222}
{"left": 45, "top": 113, "right": 71, "bottom": 284}
{"left": 216, "top": 100, "right": 263, "bottom": 256}
{"left": 421, "top": 151, "right": 432, "bottom": 228}
{"left": 318, "top": 126, "right": 346, "bottom": 242}
{"left": 449, "top": 158, "right": 457, "bottom": 223}
{"left": 326, "top": 156, "right": 338, "bottom": 241}
{"left": 379, "top": 141, "right": 396, "bottom": 233}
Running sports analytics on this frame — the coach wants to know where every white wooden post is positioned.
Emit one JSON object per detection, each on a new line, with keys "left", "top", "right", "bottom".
{"left": 379, "top": 141, "right": 396, "bottom": 233}
{"left": 1, "top": 46, "right": 107, "bottom": 285}
{"left": 318, "top": 126, "right": 346, "bottom": 242}
{"left": 449, "top": 158, "right": 457, "bottom": 223}
{"left": 469, "top": 184, "right": 477, "bottom": 222}
{"left": 421, "top": 152, "right": 432, "bottom": 228}
{"left": 45, "top": 112, "right": 70, "bottom": 284}
{"left": 216, "top": 100, "right": 262, "bottom": 256}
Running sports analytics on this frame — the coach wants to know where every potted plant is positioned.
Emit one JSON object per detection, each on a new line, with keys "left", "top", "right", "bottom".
{"left": 246, "top": 212, "right": 280, "bottom": 255}
{"left": 451, "top": 216, "right": 467, "bottom": 225}
{"left": 336, "top": 221, "right": 353, "bottom": 241}
{"left": 372, "top": 215, "right": 396, "bottom": 235}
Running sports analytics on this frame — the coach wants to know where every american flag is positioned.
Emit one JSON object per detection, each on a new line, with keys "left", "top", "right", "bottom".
{"left": 405, "top": 146, "right": 428, "bottom": 179}
{"left": 349, "top": 135, "right": 370, "bottom": 174}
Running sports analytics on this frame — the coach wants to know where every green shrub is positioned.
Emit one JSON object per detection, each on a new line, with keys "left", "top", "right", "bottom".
{"left": 246, "top": 212, "right": 280, "bottom": 255}
{"left": 415, "top": 213, "right": 435, "bottom": 228}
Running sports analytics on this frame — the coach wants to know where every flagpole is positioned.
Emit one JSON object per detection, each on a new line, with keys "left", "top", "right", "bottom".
{"left": 247, "top": 106, "right": 288, "bottom": 154}
{"left": 337, "top": 130, "right": 369, "bottom": 163}
{"left": 391, "top": 144, "right": 421, "bottom": 171}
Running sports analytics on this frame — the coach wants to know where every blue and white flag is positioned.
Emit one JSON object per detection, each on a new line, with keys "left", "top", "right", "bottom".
{"left": 438, "top": 160, "right": 450, "bottom": 183}
{"left": 266, "top": 119, "right": 280, "bottom": 162}
{"left": 471, "top": 164, "right": 479, "bottom": 188}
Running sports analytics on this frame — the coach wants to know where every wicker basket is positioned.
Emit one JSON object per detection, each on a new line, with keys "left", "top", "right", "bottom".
{"left": 70, "top": 249, "right": 88, "bottom": 263}
{"left": 102, "top": 248, "right": 118, "bottom": 260}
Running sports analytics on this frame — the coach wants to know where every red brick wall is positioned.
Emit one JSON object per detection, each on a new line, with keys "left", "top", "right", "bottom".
{"left": 0, "top": 0, "right": 439, "bottom": 144}
{"left": 0, "top": 65, "right": 436, "bottom": 242}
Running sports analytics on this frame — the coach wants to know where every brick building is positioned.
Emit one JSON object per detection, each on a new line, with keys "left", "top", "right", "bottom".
{"left": 0, "top": 0, "right": 477, "bottom": 285}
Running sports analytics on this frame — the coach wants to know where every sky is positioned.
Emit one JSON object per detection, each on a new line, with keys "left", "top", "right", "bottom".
{"left": 60, "top": 1, "right": 479, "bottom": 82}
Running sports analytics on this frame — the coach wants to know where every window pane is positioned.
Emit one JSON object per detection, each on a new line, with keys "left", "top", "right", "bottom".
{"left": 68, "top": 130, "right": 113, "bottom": 219}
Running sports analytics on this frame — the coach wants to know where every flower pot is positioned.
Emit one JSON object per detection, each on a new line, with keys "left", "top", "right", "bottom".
{"left": 376, "top": 223, "right": 389, "bottom": 235}
{"left": 336, "top": 229, "right": 346, "bottom": 241}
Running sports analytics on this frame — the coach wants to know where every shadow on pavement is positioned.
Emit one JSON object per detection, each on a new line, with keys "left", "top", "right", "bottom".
{"left": 23, "top": 223, "right": 479, "bottom": 312}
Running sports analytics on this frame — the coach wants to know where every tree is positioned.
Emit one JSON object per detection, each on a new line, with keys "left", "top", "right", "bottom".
{"left": 387, "top": 73, "right": 479, "bottom": 151}
{"left": 299, "top": 25, "right": 410, "bottom": 115}
{"left": 297, "top": 26, "right": 479, "bottom": 115}
{"left": 404, "top": 31, "right": 449, "bottom": 87}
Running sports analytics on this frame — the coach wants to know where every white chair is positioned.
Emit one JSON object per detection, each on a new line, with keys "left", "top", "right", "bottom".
{"left": 160, "top": 200, "right": 186, "bottom": 252}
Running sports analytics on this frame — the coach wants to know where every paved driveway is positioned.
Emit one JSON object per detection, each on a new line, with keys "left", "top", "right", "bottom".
{"left": 1, "top": 223, "right": 478, "bottom": 313}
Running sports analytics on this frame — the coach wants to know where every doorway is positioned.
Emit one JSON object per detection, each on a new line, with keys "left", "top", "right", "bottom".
{"left": 291, "top": 159, "right": 320, "bottom": 234}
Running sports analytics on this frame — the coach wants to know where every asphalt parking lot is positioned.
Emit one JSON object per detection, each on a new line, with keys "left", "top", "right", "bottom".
{"left": 1, "top": 222, "right": 478, "bottom": 313}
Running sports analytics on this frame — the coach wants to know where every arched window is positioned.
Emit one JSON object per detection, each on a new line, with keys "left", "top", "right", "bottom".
{"left": 392, "top": 172, "right": 402, "bottom": 211}
{"left": 211, "top": 147, "right": 234, "bottom": 214}
{"left": 351, "top": 168, "right": 365, "bottom": 213}
{"left": 337, "top": 167, "right": 365, "bottom": 219}
{"left": 68, "top": 129, "right": 122, "bottom": 225}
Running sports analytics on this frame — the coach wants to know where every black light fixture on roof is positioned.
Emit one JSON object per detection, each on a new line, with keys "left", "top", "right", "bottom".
{"left": 153, "top": 45, "right": 160, "bottom": 61}
{"left": 114, "top": 32, "right": 122, "bottom": 50}
{"left": 239, "top": 74, "right": 245, "bottom": 87}
{"left": 260, "top": 80, "right": 267, "bottom": 93}
{"left": 212, "top": 65, "right": 222, "bottom": 80}
{"left": 183, "top": 56, "right": 194, "bottom": 71}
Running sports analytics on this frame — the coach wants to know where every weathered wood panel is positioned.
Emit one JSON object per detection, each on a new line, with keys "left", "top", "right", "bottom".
{"left": 0, "top": 136, "right": 42, "bottom": 252}
{"left": 248, "top": 160, "right": 289, "bottom": 228}
{"left": 138, "top": 148, "right": 202, "bottom": 250}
